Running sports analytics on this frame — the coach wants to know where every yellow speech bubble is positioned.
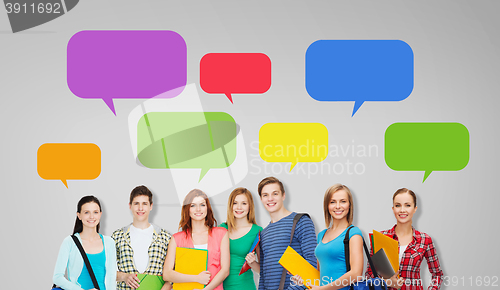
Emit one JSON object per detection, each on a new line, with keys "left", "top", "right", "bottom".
{"left": 37, "top": 143, "right": 101, "bottom": 188}
{"left": 259, "top": 123, "right": 328, "bottom": 171}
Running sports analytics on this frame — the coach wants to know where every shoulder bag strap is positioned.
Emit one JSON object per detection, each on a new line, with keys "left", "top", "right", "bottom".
{"left": 71, "top": 235, "right": 100, "bottom": 290}
{"left": 362, "top": 238, "right": 387, "bottom": 290}
{"left": 278, "top": 213, "right": 310, "bottom": 290}
{"left": 362, "top": 237, "right": 379, "bottom": 278}
{"left": 344, "top": 227, "right": 386, "bottom": 290}
{"left": 344, "top": 226, "right": 354, "bottom": 272}
{"left": 343, "top": 226, "right": 355, "bottom": 290}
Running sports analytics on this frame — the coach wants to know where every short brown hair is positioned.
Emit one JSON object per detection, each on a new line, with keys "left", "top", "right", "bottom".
{"left": 392, "top": 188, "right": 417, "bottom": 207}
{"left": 323, "top": 184, "right": 354, "bottom": 228}
{"left": 258, "top": 176, "right": 285, "bottom": 197}
{"left": 226, "top": 188, "right": 257, "bottom": 231}
{"left": 179, "top": 189, "right": 217, "bottom": 234}
{"left": 129, "top": 185, "right": 153, "bottom": 205}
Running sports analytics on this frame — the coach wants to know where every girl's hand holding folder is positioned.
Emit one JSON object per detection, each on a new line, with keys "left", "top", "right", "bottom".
{"left": 197, "top": 270, "right": 212, "bottom": 285}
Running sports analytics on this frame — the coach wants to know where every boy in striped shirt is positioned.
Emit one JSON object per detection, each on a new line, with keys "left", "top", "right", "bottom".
{"left": 257, "top": 177, "right": 317, "bottom": 290}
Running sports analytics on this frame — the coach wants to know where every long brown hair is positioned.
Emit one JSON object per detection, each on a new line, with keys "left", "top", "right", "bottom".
{"left": 226, "top": 187, "right": 257, "bottom": 231}
{"left": 323, "top": 184, "right": 354, "bottom": 228}
{"left": 179, "top": 189, "right": 217, "bottom": 234}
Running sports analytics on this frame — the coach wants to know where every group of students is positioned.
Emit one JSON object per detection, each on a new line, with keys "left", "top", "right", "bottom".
{"left": 53, "top": 176, "right": 443, "bottom": 290}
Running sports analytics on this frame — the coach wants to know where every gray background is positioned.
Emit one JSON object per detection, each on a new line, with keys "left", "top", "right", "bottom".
{"left": 1, "top": 0, "right": 499, "bottom": 288}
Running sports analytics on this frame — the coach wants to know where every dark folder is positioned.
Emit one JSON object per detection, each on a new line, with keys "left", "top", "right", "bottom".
{"left": 372, "top": 248, "right": 396, "bottom": 279}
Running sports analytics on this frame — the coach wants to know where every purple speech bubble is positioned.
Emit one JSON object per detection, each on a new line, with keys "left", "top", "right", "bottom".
{"left": 67, "top": 30, "right": 187, "bottom": 115}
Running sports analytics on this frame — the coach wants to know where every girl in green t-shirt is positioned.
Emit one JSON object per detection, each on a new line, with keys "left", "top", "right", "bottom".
{"left": 220, "top": 187, "right": 263, "bottom": 290}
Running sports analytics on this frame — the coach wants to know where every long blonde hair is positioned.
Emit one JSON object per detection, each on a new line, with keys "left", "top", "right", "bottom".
{"left": 323, "top": 184, "right": 354, "bottom": 228}
{"left": 226, "top": 187, "right": 257, "bottom": 231}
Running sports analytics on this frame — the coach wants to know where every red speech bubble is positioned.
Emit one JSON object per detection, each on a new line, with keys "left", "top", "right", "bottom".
{"left": 200, "top": 53, "right": 271, "bottom": 103}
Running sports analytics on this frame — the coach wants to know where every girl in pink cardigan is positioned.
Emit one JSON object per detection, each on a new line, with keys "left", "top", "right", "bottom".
{"left": 163, "top": 189, "right": 230, "bottom": 290}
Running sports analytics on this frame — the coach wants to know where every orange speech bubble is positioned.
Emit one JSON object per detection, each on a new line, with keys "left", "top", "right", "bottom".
{"left": 37, "top": 143, "right": 101, "bottom": 188}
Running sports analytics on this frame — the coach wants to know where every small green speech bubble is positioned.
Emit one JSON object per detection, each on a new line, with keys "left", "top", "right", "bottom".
{"left": 385, "top": 122, "right": 469, "bottom": 182}
{"left": 137, "top": 112, "right": 237, "bottom": 181}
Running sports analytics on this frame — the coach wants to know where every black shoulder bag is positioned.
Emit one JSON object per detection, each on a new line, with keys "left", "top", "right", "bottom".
{"left": 52, "top": 235, "right": 101, "bottom": 290}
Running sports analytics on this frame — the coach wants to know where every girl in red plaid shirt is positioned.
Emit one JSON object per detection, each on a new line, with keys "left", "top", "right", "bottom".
{"left": 365, "top": 188, "right": 443, "bottom": 290}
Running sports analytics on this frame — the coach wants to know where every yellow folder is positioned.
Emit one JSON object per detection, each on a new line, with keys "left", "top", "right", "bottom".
{"left": 372, "top": 230, "right": 399, "bottom": 273}
{"left": 278, "top": 246, "right": 320, "bottom": 289}
{"left": 173, "top": 247, "right": 208, "bottom": 290}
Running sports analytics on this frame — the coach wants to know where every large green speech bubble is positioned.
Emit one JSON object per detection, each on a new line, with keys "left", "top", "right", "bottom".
{"left": 137, "top": 112, "right": 237, "bottom": 181}
{"left": 385, "top": 122, "right": 469, "bottom": 182}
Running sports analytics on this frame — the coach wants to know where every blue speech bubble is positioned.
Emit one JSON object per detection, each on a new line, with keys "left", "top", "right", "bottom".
{"left": 306, "top": 40, "right": 414, "bottom": 116}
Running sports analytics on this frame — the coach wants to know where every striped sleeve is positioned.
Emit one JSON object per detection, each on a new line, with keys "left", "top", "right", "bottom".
{"left": 294, "top": 215, "right": 318, "bottom": 269}
{"left": 258, "top": 240, "right": 265, "bottom": 290}
{"left": 288, "top": 215, "right": 317, "bottom": 290}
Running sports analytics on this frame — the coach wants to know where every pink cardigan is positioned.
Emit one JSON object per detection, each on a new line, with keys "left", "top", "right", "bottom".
{"left": 173, "top": 227, "right": 227, "bottom": 290}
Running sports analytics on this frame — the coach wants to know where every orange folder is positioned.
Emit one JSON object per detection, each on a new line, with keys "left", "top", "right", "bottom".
{"left": 278, "top": 246, "right": 320, "bottom": 289}
{"left": 173, "top": 247, "right": 208, "bottom": 290}
{"left": 372, "top": 230, "right": 399, "bottom": 273}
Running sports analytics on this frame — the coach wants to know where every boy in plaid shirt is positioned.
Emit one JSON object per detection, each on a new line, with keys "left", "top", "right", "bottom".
{"left": 112, "top": 185, "right": 172, "bottom": 290}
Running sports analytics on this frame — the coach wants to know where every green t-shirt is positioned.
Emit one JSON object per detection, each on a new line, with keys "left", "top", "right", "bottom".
{"left": 219, "top": 223, "right": 263, "bottom": 290}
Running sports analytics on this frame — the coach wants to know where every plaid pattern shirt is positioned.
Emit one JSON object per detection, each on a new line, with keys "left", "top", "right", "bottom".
{"left": 112, "top": 223, "right": 172, "bottom": 290}
{"left": 366, "top": 225, "right": 443, "bottom": 290}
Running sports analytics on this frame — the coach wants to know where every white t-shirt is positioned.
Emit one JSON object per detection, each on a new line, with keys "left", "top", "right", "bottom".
{"left": 399, "top": 244, "right": 408, "bottom": 262}
{"left": 194, "top": 244, "right": 208, "bottom": 250}
{"left": 130, "top": 224, "right": 154, "bottom": 273}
